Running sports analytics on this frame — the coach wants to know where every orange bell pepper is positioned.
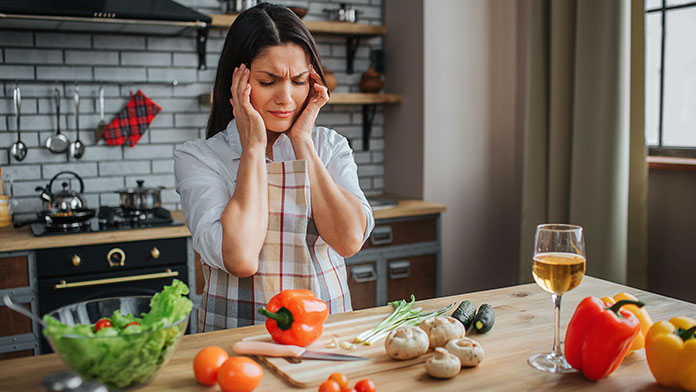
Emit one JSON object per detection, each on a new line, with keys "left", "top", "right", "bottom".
{"left": 258, "top": 289, "right": 328, "bottom": 347}
{"left": 601, "top": 293, "right": 653, "bottom": 351}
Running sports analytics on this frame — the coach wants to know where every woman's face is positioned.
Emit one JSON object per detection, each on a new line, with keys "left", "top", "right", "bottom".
{"left": 248, "top": 43, "right": 311, "bottom": 132}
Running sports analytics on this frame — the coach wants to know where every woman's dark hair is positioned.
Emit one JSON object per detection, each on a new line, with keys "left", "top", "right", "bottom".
{"left": 206, "top": 3, "right": 327, "bottom": 139}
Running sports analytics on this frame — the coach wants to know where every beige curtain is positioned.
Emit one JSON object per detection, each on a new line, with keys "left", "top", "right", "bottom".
{"left": 519, "top": 0, "right": 648, "bottom": 287}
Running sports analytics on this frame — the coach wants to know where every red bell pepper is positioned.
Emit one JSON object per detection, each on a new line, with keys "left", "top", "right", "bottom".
{"left": 564, "top": 296, "right": 644, "bottom": 380}
{"left": 258, "top": 289, "right": 329, "bottom": 347}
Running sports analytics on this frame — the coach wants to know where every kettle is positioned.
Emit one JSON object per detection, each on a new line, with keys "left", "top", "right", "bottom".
{"left": 35, "top": 171, "right": 87, "bottom": 211}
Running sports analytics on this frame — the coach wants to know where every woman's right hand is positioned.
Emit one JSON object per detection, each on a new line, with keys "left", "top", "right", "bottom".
{"left": 230, "top": 63, "right": 266, "bottom": 150}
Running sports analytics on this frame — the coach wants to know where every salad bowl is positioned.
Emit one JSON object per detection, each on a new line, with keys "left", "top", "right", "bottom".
{"left": 43, "top": 281, "right": 192, "bottom": 390}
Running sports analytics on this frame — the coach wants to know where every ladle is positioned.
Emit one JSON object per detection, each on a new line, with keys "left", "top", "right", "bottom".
{"left": 10, "top": 86, "right": 28, "bottom": 161}
{"left": 69, "top": 85, "right": 85, "bottom": 159}
{"left": 45, "top": 88, "right": 70, "bottom": 153}
{"left": 3, "top": 295, "right": 46, "bottom": 328}
{"left": 96, "top": 86, "right": 107, "bottom": 141}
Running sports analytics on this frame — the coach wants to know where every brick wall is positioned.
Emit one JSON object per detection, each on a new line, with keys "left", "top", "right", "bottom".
{"left": 0, "top": 0, "right": 384, "bottom": 214}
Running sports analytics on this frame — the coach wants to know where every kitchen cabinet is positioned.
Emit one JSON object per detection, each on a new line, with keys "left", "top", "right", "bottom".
{"left": 0, "top": 252, "right": 39, "bottom": 359}
{"left": 346, "top": 214, "right": 442, "bottom": 309}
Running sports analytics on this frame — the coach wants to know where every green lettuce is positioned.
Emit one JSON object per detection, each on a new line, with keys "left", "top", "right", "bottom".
{"left": 42, "top": 279, "right": 193, "bottom": 390}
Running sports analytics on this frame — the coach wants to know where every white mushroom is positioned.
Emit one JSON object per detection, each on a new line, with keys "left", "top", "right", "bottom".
{"left": 445, "top": 337, "right": 484, "bottom": 367}
{"left": 425, "top": 347, "right": 461, "bottom": 379}
{"left": 420, "top": 316, "right": 465, "bottom": 348}
{"left": 384, "top": 326, "right": 430, "bottom": 360}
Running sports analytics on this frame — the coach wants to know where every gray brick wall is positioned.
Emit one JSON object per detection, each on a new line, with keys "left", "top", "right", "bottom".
{"left": 1, "top": 0, "right": 385, "bottom": 214}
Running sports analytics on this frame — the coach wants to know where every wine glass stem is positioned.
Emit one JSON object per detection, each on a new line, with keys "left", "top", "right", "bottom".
{"left": 552, "top": 293, "right": 563, "bottom": 356}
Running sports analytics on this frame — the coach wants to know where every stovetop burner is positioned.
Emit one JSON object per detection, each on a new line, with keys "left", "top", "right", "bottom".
{"left": 29, "top": 206, "right": 184, "bottom": 236}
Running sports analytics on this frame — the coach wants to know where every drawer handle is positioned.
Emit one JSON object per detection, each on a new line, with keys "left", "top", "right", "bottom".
{"left": 370, "top": 225, "right": 393, "bottom": 245}
{"left": 350, "top": 264, "right": 377, "bottom": 283}
{"left": 54, "top": 269, "right": 178, "bottom": 290}
{"left": 388, "top": 260, "right": 411, "bottom": 279}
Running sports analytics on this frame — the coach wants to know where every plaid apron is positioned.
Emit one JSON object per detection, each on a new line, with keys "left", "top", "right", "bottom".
{"left": 198, "top": 160, "right": 352, "bottom": 332}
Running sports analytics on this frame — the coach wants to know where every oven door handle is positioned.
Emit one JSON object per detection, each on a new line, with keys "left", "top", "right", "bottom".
{"left": 54, "top": 269, "right": 179, "bottom": 290}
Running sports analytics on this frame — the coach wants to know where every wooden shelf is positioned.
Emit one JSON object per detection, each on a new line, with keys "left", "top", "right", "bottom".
{"left": 199, "top": 92, "right": 402, "bottom": 106}
{"left": 209, "top": 14, "right": 387, "bottom": 36}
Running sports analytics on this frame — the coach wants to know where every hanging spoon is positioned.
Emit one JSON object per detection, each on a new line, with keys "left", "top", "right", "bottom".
{"left": 10, "top": 85, "right": 28, "bottom": 161}
{"left": 96, "top": 85, "right": 107, "bottom": 141}
{"left": 69, "top": 85, "right": 85, "bottom": 159}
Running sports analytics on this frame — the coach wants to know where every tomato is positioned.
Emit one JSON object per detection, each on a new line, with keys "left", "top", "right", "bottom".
{"left": 193, "top": 346, "right": 229, "bottom": 386}
{"left": 354, "top": 379, "right": 376, "bottom": 392}
{"left": 217, "top": 356, "right": 263, "bottom": 392}
{"left": 318, "top": 380, "right": 341, "bottom": 392}
{"left": 94, "top": 318, "right": 112, "bottom": 332}
{"left": 342, "top": 389, "right": 357, "bottom": 392}
{"left": 328, "top": 373, "right": 349, "bottom": 389}
{"left": 124, "top": 321, "right": 140, "bottom": 328}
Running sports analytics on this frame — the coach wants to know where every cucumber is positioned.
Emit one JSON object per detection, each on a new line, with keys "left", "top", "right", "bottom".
{"left": 451, "top": 300, "right": 477, "bottom": 331}
{"left": 473, "top": 304, "right": 495, "bottom": 333}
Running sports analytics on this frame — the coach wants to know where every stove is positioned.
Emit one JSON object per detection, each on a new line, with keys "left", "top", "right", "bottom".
{"left": 29, "top": 206, "right": 184, "bottom": 236}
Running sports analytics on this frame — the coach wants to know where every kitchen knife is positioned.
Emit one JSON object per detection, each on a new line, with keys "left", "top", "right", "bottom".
{"left": 233, "top": 341, "right": 368, "bottom": 361}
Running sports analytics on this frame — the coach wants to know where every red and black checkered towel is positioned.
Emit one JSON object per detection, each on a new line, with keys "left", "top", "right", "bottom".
{"left": 103, "top": 90, "right": 162, "bottom": 147}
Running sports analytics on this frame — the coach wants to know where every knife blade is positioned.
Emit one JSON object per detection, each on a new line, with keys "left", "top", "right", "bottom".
{"left": 233, "top": 341, "right": 368, "bottom": 361}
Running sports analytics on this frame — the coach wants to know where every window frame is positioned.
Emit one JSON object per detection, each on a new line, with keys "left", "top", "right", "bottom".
{"left": 645, "top": 0, "right": 696, "bottom": 157}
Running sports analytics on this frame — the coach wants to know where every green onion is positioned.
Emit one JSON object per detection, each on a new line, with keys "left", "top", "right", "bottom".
{"left": 354, "top": 296, "right": 456, "bottom": 345}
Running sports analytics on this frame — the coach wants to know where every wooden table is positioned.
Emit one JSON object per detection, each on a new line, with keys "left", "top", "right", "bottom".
{"left": 1, "top": 276, "right": 692, "bottom": 391}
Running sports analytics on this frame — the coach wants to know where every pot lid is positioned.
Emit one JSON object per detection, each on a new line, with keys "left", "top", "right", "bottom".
{"left": 117, "top": 180, "right": 164, "bottom": 194}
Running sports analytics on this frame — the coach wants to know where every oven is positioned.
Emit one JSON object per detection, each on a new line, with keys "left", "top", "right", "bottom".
{"left": 36, "top": 237, "right": 189, "bottom": 354}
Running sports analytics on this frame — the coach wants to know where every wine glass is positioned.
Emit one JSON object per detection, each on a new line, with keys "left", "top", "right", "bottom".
{"left": 528, "top": 224, "right": 586, "bottom": 373}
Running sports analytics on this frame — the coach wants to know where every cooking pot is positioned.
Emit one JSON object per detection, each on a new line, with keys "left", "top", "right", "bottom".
{"left": 35, "top": 171, "right": 87, "bottom": 211}
{"left": 116, "top": 180, "right": 163, "bottom": 210}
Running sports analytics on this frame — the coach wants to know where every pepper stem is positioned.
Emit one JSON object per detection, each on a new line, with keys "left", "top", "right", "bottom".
{"left": 258, "top": 306, "right": 294, "bottom": 331}
{"left": 678, "top": 326, "right": 696, "bottom": 341}
{"left": 606, "top": 299, "right": 645, "bottom": 318}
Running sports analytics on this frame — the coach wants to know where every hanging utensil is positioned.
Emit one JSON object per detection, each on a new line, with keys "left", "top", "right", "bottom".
{"left": 3, "top": 295, "right": 46, "bottom": 328}
{"left": 96, "top": 85, "right": 107, "bottom": 141}
{"left": 10, "top": 85, "right": 28, "bottom": 161}
{"left": 69, "top": 85, "right": 85, "bottom": 159}
{"left": 45, "top": 88, "right": 70, "bottom": 153}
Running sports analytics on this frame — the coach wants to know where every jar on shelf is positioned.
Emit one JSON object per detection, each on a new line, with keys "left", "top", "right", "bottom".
{"left": 359, "top": 67, "right": 383, "bottom": 93}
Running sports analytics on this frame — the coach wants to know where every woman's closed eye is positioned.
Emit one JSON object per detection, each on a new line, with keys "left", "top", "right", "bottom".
{"left": 258, "top": 79, "right": 307, "bottom": 87}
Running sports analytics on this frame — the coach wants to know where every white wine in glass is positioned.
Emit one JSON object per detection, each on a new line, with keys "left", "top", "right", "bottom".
{"left": 528, "top": 224, "right": 585, "bottom": 373}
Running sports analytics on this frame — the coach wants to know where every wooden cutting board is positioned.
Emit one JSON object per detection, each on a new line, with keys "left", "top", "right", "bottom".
{"left": 242, "top": 304, "right": 456, "bottom": 388}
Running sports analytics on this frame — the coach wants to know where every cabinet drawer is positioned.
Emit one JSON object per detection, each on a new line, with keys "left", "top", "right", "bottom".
{"left": 0, "top": 256, "right": 30, "bottom": 290}
{"left": 387, "top": 254, "right": 436, "bottom": 303}
{"left": 362, "top": 218, "right": 436, "bottom": 249}
{"left": 0, "top": 301, "right": 32, "bottom": 338}
{"left": 346, "top": 262, "right": 377, "bottom": 310}
{"left": 0, "top": 349, "right": 34, "bottom": 360}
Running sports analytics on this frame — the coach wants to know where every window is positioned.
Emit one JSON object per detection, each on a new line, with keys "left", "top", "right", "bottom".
{"left": 645, "top": 0, "right": 696, "bottom": 156}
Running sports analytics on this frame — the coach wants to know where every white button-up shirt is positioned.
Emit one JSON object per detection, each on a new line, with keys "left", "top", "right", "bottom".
{"left": 174, "top": 120, "right": 375, "bottom": 272}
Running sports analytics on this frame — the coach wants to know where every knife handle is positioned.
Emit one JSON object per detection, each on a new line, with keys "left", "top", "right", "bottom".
{"left": 233, "top": 341, "right": 306, "bottom": 358}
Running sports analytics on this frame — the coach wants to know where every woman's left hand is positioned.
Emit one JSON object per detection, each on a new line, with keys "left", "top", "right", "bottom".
{"left": 288, "top": 65, "right": 329, "bottom": 141}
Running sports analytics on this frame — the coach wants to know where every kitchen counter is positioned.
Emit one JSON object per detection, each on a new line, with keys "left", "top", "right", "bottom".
{"left": 0, "top": 199, "right": 446, "bottom": 252}
{"left": 0, "top": 276, "right": 689, "bottom": 391}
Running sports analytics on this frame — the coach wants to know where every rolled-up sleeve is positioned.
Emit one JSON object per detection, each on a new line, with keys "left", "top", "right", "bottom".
{"left": 174, "top": 143, "right": 232, "bottom": 272}
{"left": 323, "top": 131, "right": 375, "bottom": 243}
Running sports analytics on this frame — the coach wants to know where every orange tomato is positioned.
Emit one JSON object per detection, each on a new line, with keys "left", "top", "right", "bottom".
{"left": 218, "top": 356, "right": 263, "bottom": 392}
{"left": 193, "top": 346, "right": 229, "bottom": 386}
{"left": 318, "top": 380, "right": 341, "bottom": 392}
{"left": 328, "top": 373, "right": 349, "bottom": 389}
{"left": 354, "top": 379, "right": 376, "bottom": 392}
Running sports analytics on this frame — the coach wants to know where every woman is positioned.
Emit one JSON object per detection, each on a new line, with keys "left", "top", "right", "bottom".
{"left": 175, "top": 3, "right": 374, "bottom": 332}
